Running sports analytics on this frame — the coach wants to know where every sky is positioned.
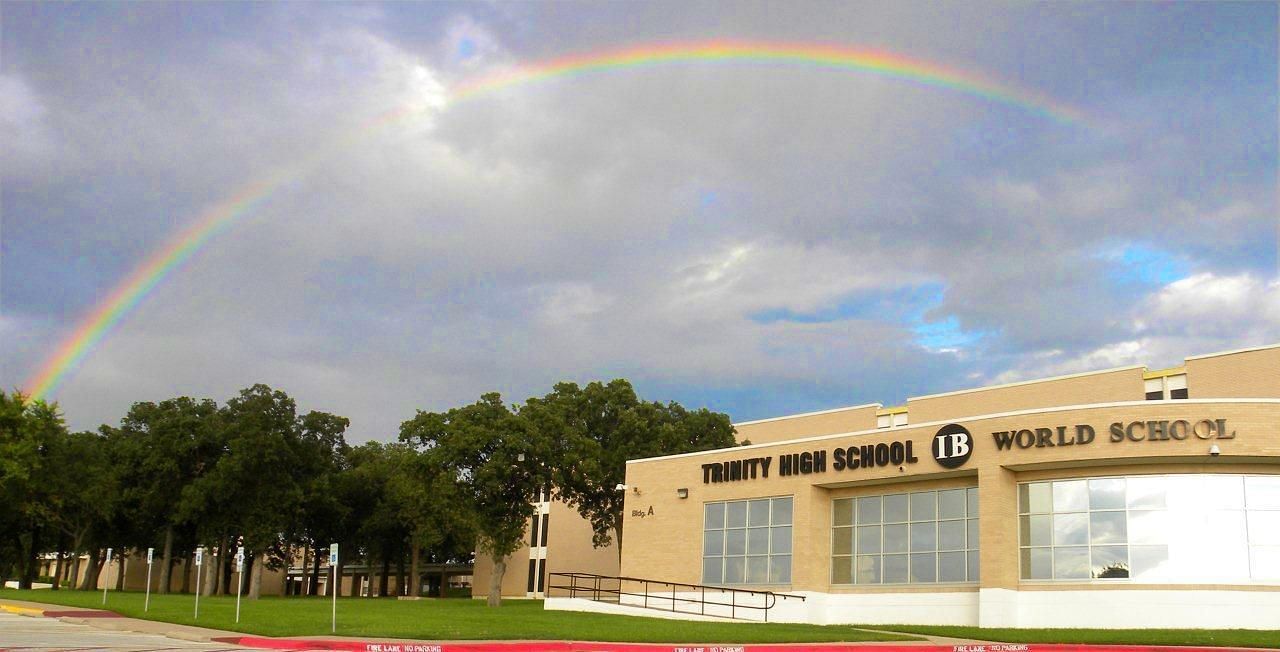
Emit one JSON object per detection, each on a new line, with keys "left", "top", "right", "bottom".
{"left": 2, "top": 1, "right": 1277, "bottom": 442}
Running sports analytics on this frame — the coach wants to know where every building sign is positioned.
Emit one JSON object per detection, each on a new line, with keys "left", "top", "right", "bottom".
{"left": 992, "top": 418, "right": 1235, "bottom": 451}
{"left": 932, "top": 424, "right": 973, "bottom": 469}
{"left": 701, "top": 438, "right": 919, "bottom": 484}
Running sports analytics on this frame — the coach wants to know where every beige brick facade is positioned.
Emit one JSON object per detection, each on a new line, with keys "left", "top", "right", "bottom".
{"left": 604, "top": 343, "right": 1280, "bottom": 628}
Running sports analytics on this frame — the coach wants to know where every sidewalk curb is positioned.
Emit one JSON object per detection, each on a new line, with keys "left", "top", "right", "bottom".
{"left": 214, "top": 640, "right": 1275, "bottom": 652}
{"left": 166, "top": 630, "right": 214, "bottom": 643}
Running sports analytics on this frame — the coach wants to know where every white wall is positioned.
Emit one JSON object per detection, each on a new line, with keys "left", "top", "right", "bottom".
{"left": 548, "top": 588, "right": 1280, "bottom": 629}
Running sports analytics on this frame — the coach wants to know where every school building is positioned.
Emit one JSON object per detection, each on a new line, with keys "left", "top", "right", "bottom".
{"left": 543, "top": 343, "right": 1280, "bottom": 629}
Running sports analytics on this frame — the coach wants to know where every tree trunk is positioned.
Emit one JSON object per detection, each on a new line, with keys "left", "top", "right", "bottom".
{"left": 180, "top": 553, "right": 191, "bottom": 594}
{"left": 216, "top": 538, "right": 228, "bottom": 595}
{"left": 248, "top": 551, "right": 264, "bottom": 599}
{"left": 299, "top": 546, "right": 310, "bottom": 596}
{"left": 311, "top": 545, "right": 322, "bottom": 596}
{"left": 614, "top": 520, "right": 624, "bottom": 565}
{"left": 158, "top": 525, "right": 174, "bottom": 594}
{"left": 79, "top": 548, "right": 102, "bottom": 590}
{"left": 70, "top": 551, "right": 83, "bottom": 590}
{"left": 19, "top": 527, "right": 39, "bottom": 589}
{"left": 202, "top": 546, "right": 217, "bottom": 596}
{"left": 409, "top": 545, "right": 421, "bottom": 597}
{"left": 335, "top": 554, "right": 346, "bottom": 597}
{"left": 486, "top": 555, "right": 506, "bottom": 607}
{"left": 115, "top": 553, "right": 125, "bottom": 590}
{"left": 52, "top": 547, "right": 65, "bottom": 590}
{"left": 379, "top": 555, "right": 390, "bottom": 597}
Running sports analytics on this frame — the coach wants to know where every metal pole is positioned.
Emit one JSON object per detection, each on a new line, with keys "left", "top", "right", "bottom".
{"left": 235, "top": 568, "right": 242, "bottom": 623}
{"left": 144, "top": 548, "right": 153, "bottom": 612}
{"left": 331, "top": 565, "right": 337, "bottom": 634}
{"left": 102, "top": 548, "right": 112, "bottom": 605}
{"left": 194, "top": 550, "right": 202, "bottom": 621}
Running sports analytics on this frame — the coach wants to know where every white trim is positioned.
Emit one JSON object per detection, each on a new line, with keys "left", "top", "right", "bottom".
{"left": 626, "top": 398, "right": 1280, "bottom": 464}
{"left": 1184, "top": 341, "right": 1280, "bottom": 361}
{"left": 733, "top": 403, "right": 881, "bottom": 427}
{"left": 909, "top": 365, "right": 1145, "bottom": 402}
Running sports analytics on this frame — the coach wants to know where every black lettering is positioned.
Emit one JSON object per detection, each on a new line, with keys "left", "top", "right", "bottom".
{"left": 1076, "top": 424, "right": 1096, "bottom": 445}
{"left": 889, "top": 441, "right": 905, "bottom": 465}
{"left": 1216, "top": 419, "right": 1235, "bottom": 439}
{"left": 779, "top": 454, "right": 791, "bottom": 476}
{"left": 860, "top": 444, "right": 874, "bottom": 469}
{"left": 703, "top": 464, "right": 715, "bottom": 484}
{"left": 1126, "top": 421, "right": 1146, "bottom": 442}
{"left": 874, "top": 443, "right": 890, "bottom": 466}
{"left": 1147, "top": 420, "right": 1169, "bottom": 441}
{"left": 833, "top": 447, "right": 847, "bottom": 471}
{"left": 813, "top": 450, "right": 826, "bottom": 473}
{"left": 647, "top": 506, "right": 654, "bottom": 516}
{"left": 712, "top": 464, "right": 723, "bottom": 483}
{"left": 1194, "top": 420, "right": 1215, "bottom": 439}
{"left": 1016, "top": 429, "right": 1035, "bottom": 448}
{"left": 1170, "top": 420, "right": 1189, "bottom": 440}
{"left": 993, "top": 431, "right": 1015, "bottom": 450}
{"left": 730, "top": 459, "right": 742, "bottom": 481}
{"left": 1110, "top": 422, "right": 1124, "bottom": 442}
{"left": 748, "top": 458, "right": 759, "bottom": 479}
{"left": 905, "top": 440, "right": 918, "bottom": 463}
{"left": 759, "top": 457, "right": 771, "bottom": 478}
{"left": 800, "top": 452, "right": 813, "bottom": 474}
{"left": 1056, "top": 426, "right": 1073, "bottom": 446}
{"left": 1035, "top": 427, "right": 1054, "bottom": 447}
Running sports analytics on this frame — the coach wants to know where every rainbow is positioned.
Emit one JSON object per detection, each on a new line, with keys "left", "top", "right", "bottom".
{"left": 22, "top": 39, "right": 1086, "bottom": 401}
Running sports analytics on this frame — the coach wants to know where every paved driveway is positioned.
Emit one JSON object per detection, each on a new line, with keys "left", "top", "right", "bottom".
{"left": 0, "top": 611, "right": 269, "bottom": 652}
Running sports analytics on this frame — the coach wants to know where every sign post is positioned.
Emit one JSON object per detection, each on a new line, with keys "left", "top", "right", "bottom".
{"left": 102, "top": 547, "right": 113, "bottom": 605}
{"left": 330, "top": 543, "right": 338, "bottom": 634}
{"left": 193, "top": 547, "right": 203, "bottom": 620}
{"left": 144, "top": 547, "right": 154, "bottom": 611}
{"left": 234, "top": 546, "right": 245, "bottom": 624}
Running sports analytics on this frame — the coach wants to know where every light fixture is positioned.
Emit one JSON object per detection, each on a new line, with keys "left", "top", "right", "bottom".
{"left": 614, "top": 483, "right": 628, "bottom": 491}
{"left": 1209, "top": 444, "right": 1221, "bottom": 456}
{"left": 676, "top": 488, "right": 689, "bottom": 499}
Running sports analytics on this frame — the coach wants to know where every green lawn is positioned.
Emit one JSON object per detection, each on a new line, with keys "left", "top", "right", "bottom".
{"left": 0, "top": 589, "right": 916, "bottom": 643}
{"left": 868, "top": 624, "right": 1280, "bottom": 649}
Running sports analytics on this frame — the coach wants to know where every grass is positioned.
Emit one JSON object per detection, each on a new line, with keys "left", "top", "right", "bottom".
{"left": 0, "top": 588, "right": 916, "bottom": 643}
{"left": 866, "top": 624, "right": 1280, "bottom": 649}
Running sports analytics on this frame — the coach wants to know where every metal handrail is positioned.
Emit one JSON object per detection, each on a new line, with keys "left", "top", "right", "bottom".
{"left": 547, "top": 571, "right": 805, "bottom": 622}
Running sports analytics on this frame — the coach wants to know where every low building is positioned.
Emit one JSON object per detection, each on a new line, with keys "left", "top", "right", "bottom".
{"left": 549, "top": 343, "right": 1280, "bottom": 628}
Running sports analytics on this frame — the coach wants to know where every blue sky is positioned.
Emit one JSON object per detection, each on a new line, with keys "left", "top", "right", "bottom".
{"left": 2, "top": 1, "right": 1276, "bottom": 440}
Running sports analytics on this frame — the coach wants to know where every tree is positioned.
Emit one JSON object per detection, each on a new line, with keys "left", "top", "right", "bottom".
{"left": 181, "top": 385, "right": 305, "bottom": 599}
{"left": 400, "top": 393, "right": 549, "bottom": 606}
{"left": 0, "top": 391, "right": 70, "bottom": 588}
{"left": 523, "top": 380, "right": 735, "bottom": 555}
{"left": 107, "top": 397, "right": 219, "bottom": 593}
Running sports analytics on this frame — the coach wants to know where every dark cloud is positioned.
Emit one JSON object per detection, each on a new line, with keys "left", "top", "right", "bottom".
{"left": 2, "top": 2, "right": 1275, "bottom": 439}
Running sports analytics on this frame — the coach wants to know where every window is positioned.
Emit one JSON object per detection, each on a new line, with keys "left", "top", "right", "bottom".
{"left": 703, "top": 497, "right": 793, "bottom": 585}
{"left": 833, "top": 487, "right": 978, "bottom": 584}
{"left": 1144, "top": 374, "right": 1187, "bottom": 400}
{"left": 1019, "top": 474, "right": 1280, "bottom": 583}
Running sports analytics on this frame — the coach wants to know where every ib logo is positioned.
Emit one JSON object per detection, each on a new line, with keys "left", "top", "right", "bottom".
{"left": 932, "top": 424, "right": 973, "bottom": 469}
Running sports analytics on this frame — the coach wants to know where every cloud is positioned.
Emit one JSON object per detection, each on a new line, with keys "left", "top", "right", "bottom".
{"left": 2, "top": 4, "right": 1275, "bottom": 438}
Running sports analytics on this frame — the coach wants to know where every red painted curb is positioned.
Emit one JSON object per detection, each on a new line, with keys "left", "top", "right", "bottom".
{"left": 216, "top": 640, "right": 1272, "bottom": 652}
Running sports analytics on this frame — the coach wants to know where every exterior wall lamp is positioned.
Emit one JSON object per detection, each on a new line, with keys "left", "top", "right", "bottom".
{"left": 677, "top": 488, "right": 689, "bottom": 499}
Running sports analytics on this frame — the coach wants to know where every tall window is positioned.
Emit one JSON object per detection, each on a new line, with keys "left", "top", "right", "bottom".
{"left": 703, "top": 497, "right": 793, "bottom": 585}
{"left": 833, "top": 487, "right": 979, "bottom": 584}
{"left": 1019, "top": 474, "right": 1280, "bottom": 582}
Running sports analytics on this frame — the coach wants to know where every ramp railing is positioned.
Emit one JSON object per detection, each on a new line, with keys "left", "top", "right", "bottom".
{"left": 547, "top": 572, "right": 805, "bottom": 622}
